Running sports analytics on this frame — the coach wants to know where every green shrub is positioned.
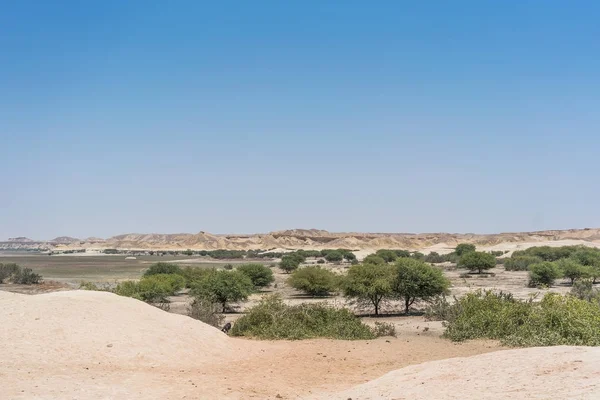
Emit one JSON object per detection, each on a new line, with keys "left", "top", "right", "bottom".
{"left": 191, "top": 270, "right": 254, "bottom": 312}
{"left": 394, "top": 250, "right": 412, "bottom": 258}
{"left": 237, "top": 263, "right": 274, "bottom": 288}
{"left": 344, "top": 252, "right": 357, "bottom": 262}
{"left": 556, "top": 259, "right": 591, "bottom": 285}
{"left": 316, "top": 259, "right": 326, "bottom": 264}
{"left": 143, "top": 262, "right": 183, "bottom": 277}
{"left": 342, "top": 263, "right": 394, "bottom": 315}
{"left": 362, "top": 254, "right": 386, "bottom": 266}
{"left": 324, "top": 250, "right": 344, "bottom": 263}
{"left": 12, "top": 268, "right": 42, "bottom": 284}
{"left": 392, "top": 258, "right": 450, "bottom": 314}
{"left": 443, "top": 290, "right": 600, "bottom": 346}
{"left": 504, "top": 256, "right": 543, "bottom": 271}
{"left": 570, "top": 280, "right": 600, "bottom": 303}
{"left": 79, "top": 281, "right": 100, "bottom": 290}
{"left": 528, "top": 262, "right": 561, "bottom": 287}
{"left": 458, "top": 251, "right": 496, "bottom": 274}
{"left": 371, "top": 322, "right": 397, "bottom": 337}
{"left": 455, "top": 243, "right": 476, "bottom": 256}
{"left": 0, "top": 263, "right": 21, "bottom": 283}
{"left": 114, "top": 274, "right": 185, "bottom": 302}
{"left": 187, "top": 297, "right": 224, "bottom": 328}
{"left": 424, "top": 294, "right": 459, "bottom": 322}
{"left": 230, "top": 295, "right": 376, "bottom": 340}
{"left": 180, "top": 266, "right": 216, "bottom": 287}
{"left": 375, "top": 250, "right": 398, "bottom": 263}
{"left": 287, "top": 266, "right": 338, "bottom": 296}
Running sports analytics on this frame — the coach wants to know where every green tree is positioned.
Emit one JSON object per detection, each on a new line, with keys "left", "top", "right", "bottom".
{"left": 529, "top": 262, "right": 561, "bottom": 287}
{"left": 455, "top": 243, "right": 477, "bottom": 256}
{"left": 557, "top": 259, "right": 590, "bottom": 285}
{"left": 342, "top": 263, "right": 394, "bottom": 315}
{"left": 392, "top": 258, "right": 450, "bottom": 314}
{"left": 324, "top": 250, "right": 344, "bottom": 263}
{"left": 237, "top": 263, "right": 274, "bottom": 288}
{"left": 280, "top": 254, "right": 303, "bottom": 273}
{"left": 191, "top": 270, "right": 254, "bottom": 312}
{"left": 287, "top": 266, "right": 338, "bottom": 296}
{"left": 143, "top": 262, "right": 182, "bottom": 277}
{"left": 459, "top": 251, "right": 496, "bottom": 274}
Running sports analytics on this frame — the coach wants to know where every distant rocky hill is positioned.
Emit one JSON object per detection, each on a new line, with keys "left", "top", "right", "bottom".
{"left": 2, "top": 227, "right": 600, "bottom": 252}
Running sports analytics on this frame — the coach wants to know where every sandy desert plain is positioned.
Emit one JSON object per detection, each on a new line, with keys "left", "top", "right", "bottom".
{"left": 3, "top": 228, "right": 600, "bottom": 399}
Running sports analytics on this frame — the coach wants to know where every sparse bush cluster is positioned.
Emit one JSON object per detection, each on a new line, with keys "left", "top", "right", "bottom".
{"left": 0, "top": 263, "right": 42, "bottom": 284}
{"left": 437, "top": 289, "right": 600, "bottom": 347}
{"left": 503, "top": 246, "right": 600, "bottom": 287}
{"left": 115, "top": 273, "right": 185, "bottom": 302}
{"left": 230, "top": 295, "right": 393, "bottom": 340}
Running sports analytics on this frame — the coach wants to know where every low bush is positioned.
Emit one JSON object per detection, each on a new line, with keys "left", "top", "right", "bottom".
{"left": 187, "top": 297, "right": 224, "bottom": 328}
{"left": 230, "top": 295, "right": 376, "bottom": 340}
{"left": 504, "top": 256, "right": 543, "bottom": 271}
{"left": 570, "top": 280, "right": 600, "bottom": 303}
{"left": 362, "top": 254, "right": 387, "bottom": 265}
{"left": 443, "top": 290, "right": 600, "bottom": 346}
{"left": 371, "top": 322, "right": 397, "bottom": 337}
{"left": 0, "top": 263, "right": 21, "bottom": 283}
{"left": 324, "top": 250, "right": 344, "bottom": 263}
{"left": 180, "top": 266, "right": 216, "bottom": 287}
{"left": 316, "top": 259, "right": 326, "bottom": 264}
{"left": 114, "top": 273, "right": 185, "bottom": 302}
{"left": 287, "top": 266, "right": 339, "bottom": 296}
{"left": 12, "top": 268, "right": 42, "bottom": 284}
{"left": 375, "top": 250, "right": 398, "bottom": 263}
{"left": 528, "top": 262, "right": 561, "bottom": 287}
{"left": 237, "top": 263, "right": 274, "bottom": 288}
{"left": 143, "top": 262, "right": 183, "bottom": 277}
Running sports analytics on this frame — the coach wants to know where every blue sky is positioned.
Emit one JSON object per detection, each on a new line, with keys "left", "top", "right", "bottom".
{"left": 2, "top": 1, "right": 599, "bottom": 240}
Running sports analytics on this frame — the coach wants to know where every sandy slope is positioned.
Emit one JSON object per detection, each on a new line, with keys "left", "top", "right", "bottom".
{"left": 315, "top": 346, "right": 600, "bottom": 399}
{"left": 2, "top": 291, "right": 599, "bottom": 400}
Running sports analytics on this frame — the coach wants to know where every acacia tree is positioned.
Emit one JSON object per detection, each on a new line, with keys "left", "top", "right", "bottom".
{"left": 287, "top": 266, "right": 338, "bottom": 296}
{"left": 455, "top": 243, "right": 476, "bottom": 256}
{"left": 392, "top": 258, "right": 450, "bottom": 314}
{"left": 191, "top": 270, "right": 254, "bottom": 312}
{"left": 237, "top": 263, "right": 274, "bottom": 288}
{"left": 280, "top": 254, "right": 305, "bottom": 273}
{"left": 342, "top": 263, "right": 394, "bottom": 315}
{"left": 459, "top": 251, "right": 496, "bottom": 274}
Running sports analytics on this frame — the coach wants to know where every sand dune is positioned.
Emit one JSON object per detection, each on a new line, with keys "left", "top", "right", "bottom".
{"left": 315, "top": 346, "right": 600, "bottom": 399}
{"left": 2, "top": 290, "right": 600, "bottom": 399}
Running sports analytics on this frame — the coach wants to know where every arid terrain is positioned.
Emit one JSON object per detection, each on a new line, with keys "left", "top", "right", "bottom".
{"left": 3, "top": 228, "right": 600, "bottom": 399}
{"left": 4, "top": 227, "right": 600, "bottom": 252}
{"left": 3, "top": 290, "right": 600, "bottom": 399}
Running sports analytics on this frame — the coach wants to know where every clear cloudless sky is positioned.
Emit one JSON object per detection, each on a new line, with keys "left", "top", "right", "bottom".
{"left": 1, "top": 1, "right": 599, "bottom": 240}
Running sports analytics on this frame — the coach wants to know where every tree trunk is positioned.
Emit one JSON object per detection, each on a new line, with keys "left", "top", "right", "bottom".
{"left": 222, "top": 302, "right": 227, "bottom": 313}
{"left": 405, "top": 297, "right": 410, "bottom": 314}
{"left": 374, "top": 302, "right": 379, "bottom": 316}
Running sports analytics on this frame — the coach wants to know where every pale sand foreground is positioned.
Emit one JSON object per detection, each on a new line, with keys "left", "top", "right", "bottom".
{"left": 2, "top": 290, "right": 599, "bottom": 399}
